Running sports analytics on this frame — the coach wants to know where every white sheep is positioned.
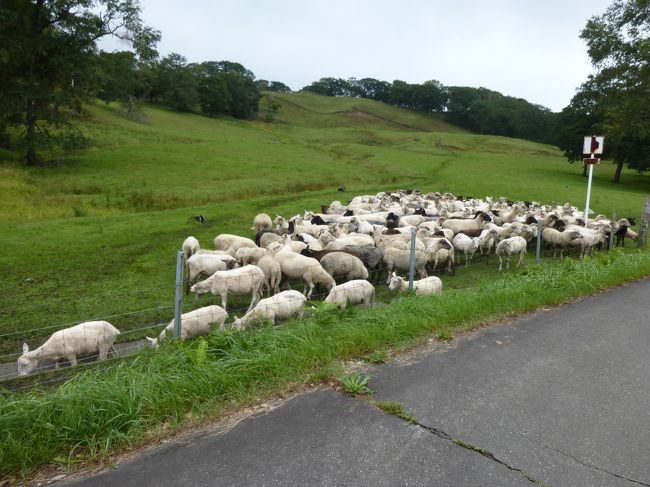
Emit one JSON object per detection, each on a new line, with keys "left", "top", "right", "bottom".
{"left": 145, "top": 305, "right": 228, "bottom": 347}
{"left": 190, "top": 264, "right": 265, "bottom": 312}
{"left": 319, "top": 252, "right": 369, "bottom": 281}
{"left": 234, "top": 246, "right": 267, "bottom": 266}
{"left": 495, "top": 236, "right": 527, "bottom": 271}
{"left": 382, "top": 247, "right": 428, "bottom": 283}
{"left": 541, "top": 228, "right": 584, "bottom": 259}
{"left": 256, "top": 254, "right": 282, "bottom": 296}
{"left": 17, "top": 321, "right": 120, "bottom": 376}
{"left": 268, "top": 239, "right": 335, "bottom": 299}
{"left": 441, "top": 212, "right": 492, "bottom": 237}
{"left": 251, "top": 213, "right": 273, "bottom": 233}
{"left": 324, "top": 280, "right": 375, "bottom": 309}
{"left": 388, "top": 272, "right": 443, "bottom": 296}
{"left": 182, "top": 236, "right": 200, "bottom": 263}
{"left": 232, "top": 290, "right": 307, "bottom": 330}
{"left": 477, "top": 228, "right": 498, "bottom": 255}
{"left": 186, "top": 253, "right": 236, "bottom": 291}
{"left": 214, "top": 234, "right": 257, "bottom": 257}
{"left": 452, "top": 233, "right": 480, "bottom": 267}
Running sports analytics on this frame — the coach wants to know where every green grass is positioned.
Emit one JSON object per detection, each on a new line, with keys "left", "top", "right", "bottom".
{"left": 2, "top": 249, "right": 650, "bottom": 478}
{"left": 1, "top": 91, "right": 649, "bottom": 476}
{"left": 0, "top": 92, "right": 648, "bottom": 357}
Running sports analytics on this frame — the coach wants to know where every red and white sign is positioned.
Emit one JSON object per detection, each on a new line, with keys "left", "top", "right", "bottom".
{"left": 583, "top": 136, "right": 605, "bottom": 155}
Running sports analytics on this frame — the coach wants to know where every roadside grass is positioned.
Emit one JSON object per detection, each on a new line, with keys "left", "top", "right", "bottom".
{"left": 1, "top": 249, "right": 649, "bottom": 479}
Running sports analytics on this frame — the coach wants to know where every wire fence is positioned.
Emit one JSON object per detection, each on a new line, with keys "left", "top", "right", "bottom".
{"left": 3, "top": 204, "right": 647, "bottom": 390}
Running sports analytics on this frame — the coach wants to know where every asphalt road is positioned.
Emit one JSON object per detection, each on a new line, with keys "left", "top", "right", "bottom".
{"left": 63, "top": 278, "right": 650, "bottom": 487}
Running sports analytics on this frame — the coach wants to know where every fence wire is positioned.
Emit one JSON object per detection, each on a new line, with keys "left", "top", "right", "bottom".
{"left": 3, "top": 211, "right": 640, "bottom": 390}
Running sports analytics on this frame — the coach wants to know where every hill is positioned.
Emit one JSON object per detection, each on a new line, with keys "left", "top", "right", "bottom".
{"left": 0, "top": 92, "right": 648, "bottom": 351}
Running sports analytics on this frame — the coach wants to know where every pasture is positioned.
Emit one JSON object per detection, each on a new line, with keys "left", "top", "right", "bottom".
{"left": 1, "top": 91, "right": 650, "bottom": 478}
{"left": 1, "top": 92, "right": 648, "bottom": 357}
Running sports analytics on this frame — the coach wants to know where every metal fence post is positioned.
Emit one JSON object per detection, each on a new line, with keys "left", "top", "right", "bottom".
{"left": 640, "top": 197, "right": 650, "bottom": 247}
{"left": 609, "top": 212, "right": 616, "bottom": 250}
{"left": 173, "top": 250, "right": 184, "bottom": 338}
{"left": 408, "top": 230, "right": 416, "bottom": 290}
{"left": 536, "top": 220, "right": 542, "bottom": 263}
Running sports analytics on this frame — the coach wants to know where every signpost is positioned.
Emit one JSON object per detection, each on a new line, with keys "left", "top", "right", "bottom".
{"left": 582, "top": 136, "right": 604, "bottom": 226}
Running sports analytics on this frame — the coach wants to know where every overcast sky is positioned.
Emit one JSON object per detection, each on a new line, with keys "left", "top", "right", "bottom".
{"left": 107, "top": 0, "right": 614, "bottom": 112}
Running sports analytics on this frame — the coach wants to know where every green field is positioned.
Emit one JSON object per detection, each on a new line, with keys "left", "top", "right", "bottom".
{"left": 2, "top": 91, "right": 650, "bottom": 479}
{"left": 0, "top": 91, "right": 648, "bottom": 356}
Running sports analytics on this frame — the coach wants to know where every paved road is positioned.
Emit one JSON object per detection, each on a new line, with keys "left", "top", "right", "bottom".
{"left": 64, "top": 279, "right": 650, "bottom": 486}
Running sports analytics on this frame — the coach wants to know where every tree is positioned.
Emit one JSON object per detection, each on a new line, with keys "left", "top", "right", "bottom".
{"left": 154, "top": 53, "right": 198, "bottom": 112}
{"left": 268, "top": 81, "right": 292, "bottom": 93}
{"left": 0, "top": 0, "right": 159, "bottom": 164}
{"left": 577, "top": 0, "right": 650, "bottom": 182}
{"left": 198, "top": 74, "right": 231, "bottom": 117}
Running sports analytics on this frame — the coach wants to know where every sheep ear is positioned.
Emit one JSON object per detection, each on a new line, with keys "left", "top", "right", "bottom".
{"left": 22, "top": 343, "right": 29, "bottom": 354}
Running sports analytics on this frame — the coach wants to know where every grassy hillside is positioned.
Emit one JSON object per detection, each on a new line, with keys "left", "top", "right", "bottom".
{"left": 0, "top": 92, "right": 648, "bottom": 356}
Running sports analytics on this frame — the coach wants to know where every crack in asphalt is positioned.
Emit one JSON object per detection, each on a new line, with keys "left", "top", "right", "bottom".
{"left": 415, "top": 422, "right": 547, "bottom": 486}
{"left": 366, "top": 398, "right": 547, "bottom": 486}
{"left": 528, "top": 439, "right": 650, "bottom": 487}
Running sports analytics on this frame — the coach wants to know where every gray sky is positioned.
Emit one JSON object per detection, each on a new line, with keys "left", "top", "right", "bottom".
{"left": 109, "top": 0, "right": 614, "bottom": 112}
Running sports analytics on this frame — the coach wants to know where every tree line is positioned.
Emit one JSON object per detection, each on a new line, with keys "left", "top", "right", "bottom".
{"left": 1, "top": 0, "right": 647, "bottom": 181}
{"left": 0, "top": 0, "right": 288, "bottom": 164}
{"left": 302, "top": 77, "right": 558, "bottom": 145}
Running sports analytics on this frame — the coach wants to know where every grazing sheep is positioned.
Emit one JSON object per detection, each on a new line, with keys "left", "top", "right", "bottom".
{"left": 495, "top": 236, "right": 527, "bottom": 271}
{"left": 232, "top": 290, "right": 307, "bottom": 330}
{"left": 146, "top": 305, "right": 228, "bottom": 347}
{"left": 382, "top": 247, "right": 428, "bottom": 283}
{"left": 251, "top": 213, "right": 273, "bottom": 233}
{"left": 182, "top": 236, "right": 200, "bottom": 263}
{"left": 541, "top": 228, "right": 584, "bottom": 259}
{"left": 477, "top": 228, "right": 498, "bottom": 255}
{"left": 268, "top": 237, "right": 335, "bottom": 298}
{"left": 427, "top": 238, "right": 455, "bottom": 274}
{"left": 388, "top": 272, "right": 443, "bottom": 296}
{"left": 256, "top": 254, "right": 282, "bottom": 296}
{"left": 190, "top": 265, "right": 265, "bottom": 312}
{"left": 259, "top": 232, "right": 283, "bottom": 248}
{"left": 186, "top": 253, "right": 237, "bottom": 293}
{"left": 324, "top": 280, "right": 375, "bottom": 309}
{"left": 452, "top": 233, "right": 480, "bottom": 267}
{"left": 441, "top": 211, "right": 492, "bottom": 237}
{"left": 234, "top": 246, "right": 267, "bottom": 266}
{"left": 214, "top": 234, "right": 257, "bottom": 257}
{"left": 17, "top": 321, "right": 120, "bottom": 376}
{"left": 320, "top": 252, "right": 369, "bottom": 281}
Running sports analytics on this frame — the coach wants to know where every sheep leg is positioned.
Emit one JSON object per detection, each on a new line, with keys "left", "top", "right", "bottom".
{"left": 67, "top": 354, "right": 78, "bottom": 368}
{"left": 498, "top": 254, "right": 503, "bottom": 272}
{"left": 248, "top": 288, "right": 261, "bottom": 312}
{"left": 417, "top": 265, "right": 427, "bottom": 280}
{"left": 516, "top": 251, "right": 525, "bottom": 267}
{"left": 305, "top": 278, "right": 315, "bottom": 299}
{"left": 506, "top": 254, "right": 510, "bottom": 270}
{"left": 221, "top": 293, "right": 228, "bottom": 311}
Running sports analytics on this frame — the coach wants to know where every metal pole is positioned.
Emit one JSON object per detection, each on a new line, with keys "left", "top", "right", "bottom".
{"left": 408, "top": 229, "right": 416, "bottom": 290}
{"left": 609, "top": 212, "right": 616, "bottom": 250}
{"left": 173, "top": 250, "right": 183, "bottom": 338}
{"left": 536, "top": 220, "right": 542, "bottom": 262}
{"left": 584, "top": 156, "right": 594, "bottom": 226}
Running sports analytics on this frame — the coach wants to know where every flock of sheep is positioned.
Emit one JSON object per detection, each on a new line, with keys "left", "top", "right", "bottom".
{"left": 16, "top": 189, "right": 637, "bottom": 377}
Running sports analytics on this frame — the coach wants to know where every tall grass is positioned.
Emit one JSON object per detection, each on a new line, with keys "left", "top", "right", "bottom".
{"left": 2, "top": 249, "right": 649, "bottom": 478}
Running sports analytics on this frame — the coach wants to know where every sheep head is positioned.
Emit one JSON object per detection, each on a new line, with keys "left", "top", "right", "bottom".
{"left": 17, "top": 344, "right": 41, "bottom": 376}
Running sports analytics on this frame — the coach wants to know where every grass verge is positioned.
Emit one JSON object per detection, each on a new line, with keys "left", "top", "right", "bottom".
{"left": 1, "top": 249, "right": 649, "bottom": 479}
